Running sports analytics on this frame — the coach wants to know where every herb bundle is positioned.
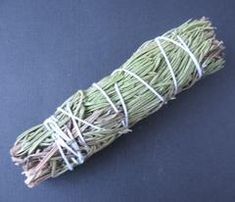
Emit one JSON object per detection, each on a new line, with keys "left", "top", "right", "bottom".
{"left": 10, "top": 17, "right": 225, "bottom": 188}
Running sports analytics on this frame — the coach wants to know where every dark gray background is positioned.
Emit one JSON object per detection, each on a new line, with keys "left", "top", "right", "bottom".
{"left": 0, "top": 0, "right": 234, "bottom": 201}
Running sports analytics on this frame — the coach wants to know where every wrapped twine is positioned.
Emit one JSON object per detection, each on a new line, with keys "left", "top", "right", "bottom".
{"left": 10, "top": 17, "right": 225, "bottom": 188}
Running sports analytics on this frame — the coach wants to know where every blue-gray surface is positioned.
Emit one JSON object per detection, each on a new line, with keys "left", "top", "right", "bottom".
{"left": 0, "top": 0, "right": 235, "bottom": 201}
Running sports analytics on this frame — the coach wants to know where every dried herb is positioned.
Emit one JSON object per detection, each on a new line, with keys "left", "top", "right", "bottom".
{"left": 10, "top": 17, "right": 225, "bottom": 188}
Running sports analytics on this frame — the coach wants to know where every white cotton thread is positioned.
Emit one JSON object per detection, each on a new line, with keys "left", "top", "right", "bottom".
{"left": 57, "top": 107, "right": 102, "bottom": 130}
{"left": 50, "top": 99, "right": 107, "bottom": 170}
{"left": 44, "top": 116, "right": 85, "bottom": 169}
{"left": 157, "top": 36, "right": 203, "bottom": 78}
{"left": 55, "top": 138, "right": 73, "bottom": 170}
{"left": 65, "top": 103, "right": 86, "bottom": 147}
{"left": 43, "top": 99, "right": 99, "bottom": 170}
{"left": 93, "top": 83, "right": 129, "bottom": 128}
{"left": 113, "top": 68, "right": 165, "bottom": 103}
{"left": 64, "top": 104, "right": 85, "bottom": 163}
{"left": 114, "top": 83, "right": 129, "bottom": 128}
{"left": 44, "top": 116, "right": 75, "bottom": 170}
{"left": 92, "top": 83, "right": 119, "bottom": 113}
{"left": 154, "top": 37, "right": 178, "bottom": 94}
{"left": 176, "top": 35, "right": 203, "bottom": 78}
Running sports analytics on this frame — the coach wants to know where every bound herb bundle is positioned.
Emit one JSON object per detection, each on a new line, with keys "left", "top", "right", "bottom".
{"left": 11, "top": 17, "right": 225, "bottom": 188}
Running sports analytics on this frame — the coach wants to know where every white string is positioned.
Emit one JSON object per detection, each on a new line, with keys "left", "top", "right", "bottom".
{"left": 113, "top": 68, "right": 165, "bottom": 102}
{"left": 65, "top": 104, "right": 86, "bottom": 146}
{"left": 177, "top": 35, "right": 203, "bottom": 78}
{"left": 43, "top": 100, "right": 103, "bottom": 170}
{"left": 92, "top": 83, "right": 119, "bottom": 113}
{"left": 44, "top": 116, "right": 81, "bottom": 171}
{"left": 57, "top": 107, "right": 102, "bottom": 130}
{"left": 44, "top": 117, "right": 84, "bottom": 162}
{"left": 154, "top": 37, "right": 178, "bottom": 94}
{"left": 44, "top": 88, "right": 112, "bottom": 170}
{"left": 50, "top": 101, "right": 105, "bottom": 169}
{"left": 66, "top": 129, "right": 80, "bottom": 165}
{"left": 64, "top": 104, "right": 86, "bottom": 163}
{"left": 157, "top": 36, "right": 203, "bottom": 78}
{"left": 114, "top": 83, "right": 129, "bottom": 128}
{"left": 55, "top": 139, "right": 73, "bottom": 170}
{"left": 93, "top": 83, "right": 129, "bottom": 128}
